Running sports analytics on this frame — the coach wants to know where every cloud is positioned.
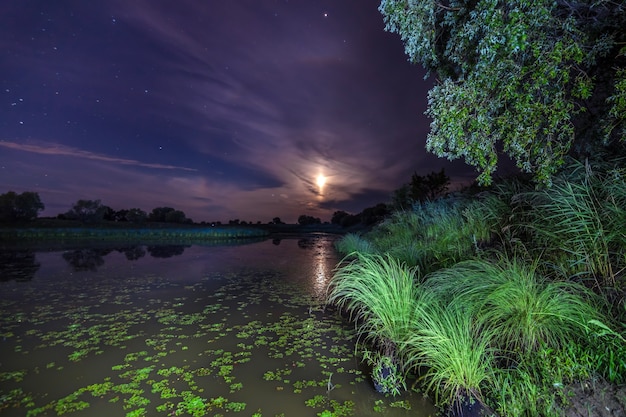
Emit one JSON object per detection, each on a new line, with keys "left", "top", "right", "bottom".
{"left": 0, "top": 140, "right": 197, "bottom": 172}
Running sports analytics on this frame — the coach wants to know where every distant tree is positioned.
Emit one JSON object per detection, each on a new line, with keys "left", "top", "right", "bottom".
{"left": 379, "top": 0, "right": 626, "bottom": 185}
{"left": 391, "top": 169, "right": 450, "bottom": 210}
{"left": 409, "top": 169, "right": 450, "bottom": 203}
{"left": 125, "top": 208, "right": 148, "bottom": 224}
{"left": 228, "top": 219, "right": 240, "bottom": 225}
{"left": 149, "top": 207, "right": 176, "bottom": 223}
{"left": 331, "top": 211, "right": 350, "bottom": 225}
{"left": 272, "top": 217, "right": 284, "bottom": 225}
{"left": 360, "top": 203, "right": 389, "bottom": 225}
{"left": 340, "top": 213, "right": 361, "bottom": 228}
{"left": 0, "top": 191, "right": 45, "bottom": 222}
{"left": 297, "top": 215, "right": 322, "bottom": 226}
{"left": 114, "top": 209, "right": 129, "bottom": 222}
{"left": 165, "top": 209, "right": 189, "bottom": 224}
{"left": 65, "top": 199, "right": 106, "bottom": 224}
{"left": 391, "top": 184, "right": 412, "bottom": 211}
{"left": 101, "top": 205, "right": 116, "bottom": 221}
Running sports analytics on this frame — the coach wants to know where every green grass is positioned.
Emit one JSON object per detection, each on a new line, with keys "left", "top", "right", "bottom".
{"left": 519, "top": 160, "right": 626, "bottom": 287}
{"left": 403, "top": 299, "right": 496, "bottom": 410}
{"left": 0, "top": 225, "right": 270, "bottom": 242}
{"left": 334, "top": 233, "right": 374, "bottom": 256}
{"left": 426, "top": 256, "right": 602, "bottom": 355}
{"left": 366, "top": 200, "right": 492, "bottom": 272}
{"left": 326, "top": 158, "right": 626, "bottom": 414}
{"left": 327, "top": 253, "right": 422, "bottom": 358}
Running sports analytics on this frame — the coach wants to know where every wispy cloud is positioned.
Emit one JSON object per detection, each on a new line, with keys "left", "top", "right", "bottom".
{"left": 0, "top": 140, "right": 197, "bottom": 172}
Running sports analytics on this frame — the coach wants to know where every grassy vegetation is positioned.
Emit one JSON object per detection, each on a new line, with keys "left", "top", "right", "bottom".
{"left": 0, "top": 219, "right": 271, "bottom": 242}
{"left": 327, "top": 159, "right": 626, "bottom": 415}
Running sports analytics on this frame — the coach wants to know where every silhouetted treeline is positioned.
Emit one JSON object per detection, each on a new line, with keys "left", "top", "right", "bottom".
{"left": 2, "top": 169, "right": 450, "bottom": 228}
{"left": 0, "top": 191, "right": 44, "bottom": 222}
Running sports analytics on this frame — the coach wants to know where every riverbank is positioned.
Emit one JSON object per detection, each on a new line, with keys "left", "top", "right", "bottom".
{"left": 0, "top": 219, "right": 351, "bottom": 244}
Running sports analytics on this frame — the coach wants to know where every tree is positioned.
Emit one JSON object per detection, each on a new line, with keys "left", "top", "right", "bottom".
{"left": 148, "top": 207, "right": 190, "bottom": 223}
{"left": 65, "top": 199, "right": 106, "bottom": 223}
{"left": 0, "top": 191, "right": 45, "bottom": 222}
{"left": 391, "top": 169, "right": 450, "bottom": 209}
{"left": 331, "top": 211, "right": 350, "bottom": 225}
{"left": 125, "top": 208, "right": 148, "bottom": 224}
{"left": 379, "top": 0, "right": 626, "bottom": 186}
{"left": 339, "top": 213, "right": 361, "bottom": 228}
{"left": 114, "top": 209, "right": 129, "bottom": 222}
{"left": 409, "top": 169, "right": 450, "bottom": 202}
{"left": 165, "top": 209, "right": 189, "bottom": 224}
{"left": 101, "top": 205, "right": 116, "bottom": 221}
{"left": 361, "top": 203, "right": 390, "bottom": 225}
{"left": 149, "top": 207, "right": 176, "bottom": 223}
{"left": 297, "top": 215, "right": 322, "bottom": 226}
{"left": 390, "top": 184, "right": 412, "bottom": 211}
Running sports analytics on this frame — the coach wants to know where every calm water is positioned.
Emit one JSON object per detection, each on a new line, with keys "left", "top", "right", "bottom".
{"left": 0, "top": 234, "right": 436, "bottom": 417}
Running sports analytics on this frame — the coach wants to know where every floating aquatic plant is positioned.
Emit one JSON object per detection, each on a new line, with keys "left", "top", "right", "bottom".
{"left": 1, "top": 237, "right": 437, "bottom": 417}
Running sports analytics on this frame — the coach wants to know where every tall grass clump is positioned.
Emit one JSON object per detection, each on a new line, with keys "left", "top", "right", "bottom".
{"left": 327, "top": 253, "right": 422, "bottom": 360}
{"left": 426, "top": 256, "right": 602, "bottom": 355}
{"left": 367, "top": 198, "right": 495, "bottom": 273}
{"left": 366, "top": 210, "right": 423, "bottom": 267}
{"left": 466, "top": 176, "right": 536, "bottom": 251}
{"left": 334, "top": 233, "right": 375, "bottom": 257}
{"left": 327, "top": 253, "right": 428, "bottom": 394}
{"left": 519, "top": 159, "right": 626, "bottom": 287}
{"left": 403, "top": 300, "right": 496, "bottom": 411}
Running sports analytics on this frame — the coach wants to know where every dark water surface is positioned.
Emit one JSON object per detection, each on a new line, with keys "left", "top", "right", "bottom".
{"left": 0, "top": 234, "right": 436, "bottom": 417}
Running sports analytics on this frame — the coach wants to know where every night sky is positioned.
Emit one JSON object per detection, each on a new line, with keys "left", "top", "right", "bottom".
{"left": 1, "top": 0, "right": 476, "bottom": 223}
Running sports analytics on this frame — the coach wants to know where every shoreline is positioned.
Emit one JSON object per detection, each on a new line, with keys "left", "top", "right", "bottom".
{"left": 0, "top": 220, "right": 351, "bottom": 245}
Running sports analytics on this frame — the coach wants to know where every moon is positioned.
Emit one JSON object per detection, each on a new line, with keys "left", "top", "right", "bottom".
{"left": 316, "top": 174, "right": 326, "bottom": 188}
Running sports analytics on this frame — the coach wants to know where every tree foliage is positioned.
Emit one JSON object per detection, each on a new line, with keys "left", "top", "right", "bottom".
{"left": 64, "top": 199, "right": 107, "bottom": 224}
{"left": 125, "top": 208, "right": 148, "bottom": 224}
{"left": 361, "top": 203, "right": 390, "bottom": 225}
{"left": 379, "top": 0, "right": 626, "bottom": 185}
{"left": 297, "top": 214, "right": 322, "bottom": 226}
{"left": 0, "top": 191, "right": 45, "bottom": 222}
{"left": 149, "top": 207, "right": 191, "bottom": 224}
{"left": 392, "top": 169, "right": 450, "bottom": 209}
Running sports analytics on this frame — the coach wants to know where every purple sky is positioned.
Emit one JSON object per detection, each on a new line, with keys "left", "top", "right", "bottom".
{"left": 1, "top": 0, "right": 477, "bottom": 223}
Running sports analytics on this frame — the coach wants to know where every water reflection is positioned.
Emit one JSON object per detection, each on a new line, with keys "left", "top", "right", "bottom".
{"left": 62, "top": 248, "right": 109, "bottom": 271}
{"left": 0, "top": 234, "right": 438, "bottom": 417}
{"left": 312, "top": 239, "right": 331, "bottom": 300}
{"left": 117, "top": 245, "right": 146, "bottom": 260}
{"left": 145, "top": 244, "right": 189, "bottom": 258}
{"left": 0, "top": 250, "right": 40, "bottom": 282}
{"left": 59, "top": 245, "right": 189, "bottom": 271}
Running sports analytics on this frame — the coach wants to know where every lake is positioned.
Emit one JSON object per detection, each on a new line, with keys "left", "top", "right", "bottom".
{"left": 0, "top": 234, "right": 436, "bottom": 417}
